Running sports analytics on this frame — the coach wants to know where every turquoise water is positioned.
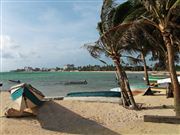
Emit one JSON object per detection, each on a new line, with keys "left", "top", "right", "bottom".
{"left": 0, "top": 72, "right": 147, "bottom": 96}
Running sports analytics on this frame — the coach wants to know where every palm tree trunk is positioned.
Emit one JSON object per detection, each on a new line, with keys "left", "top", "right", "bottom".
{"left": 163, "top": 32, "right": 180, "bottom": 116}
{"left": 121, "top": 69, "right": 138, "bottom": 109}
{"left": 113, "top": 59, "right": 130, "bottom": 106}
{"left": 113, "top": 57, "right": 138, "bottom": 110}
{"left": 141, "top": 53, "right": 150, "bottom": 85}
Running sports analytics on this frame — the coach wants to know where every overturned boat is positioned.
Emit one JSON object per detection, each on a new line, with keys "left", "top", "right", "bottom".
{"left": 9, "top": 83, "right": 45, "bottom": 111}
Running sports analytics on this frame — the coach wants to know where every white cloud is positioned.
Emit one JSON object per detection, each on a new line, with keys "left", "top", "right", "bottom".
{"left": 0, "top": 35, "right": 19, "bottom": 49}
{"left": 0, "top": 35, "right": 40, "bottom": 60}
{"left": 0, "top": 35, "right": 19, "bottom": 58}
{"left": 1, "top": 2, "right": 105, "bottom": 71}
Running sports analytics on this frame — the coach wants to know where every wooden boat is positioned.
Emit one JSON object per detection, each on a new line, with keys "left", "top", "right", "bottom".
{"left": 157, "top": 76, "right": 180, "bottom": 84}
{"left": 64, "top": 80, "right": 88, "bottom": 85}
{"left": 9, "top": 80, "right": 21, "bottom": 83}
{"left": 9, "top": 83, "right": 45, "bottom": 111}
{"left": 147, "top": 76, "right": 166, "bottom": 81}
{"left": 110, "top": 85, "right": 149, "bottom": 92}
{"left": 143, "top": 76, "right": 167, "bottom": 85}
{"left": 110, "top": 87, "right": 121, "bottom": 92}
{"left": 66, "top": 91, "right": 121, "bottom": 97}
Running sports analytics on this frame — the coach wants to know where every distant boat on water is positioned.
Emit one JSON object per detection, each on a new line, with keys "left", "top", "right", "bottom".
{"left": 64, "top": 80, "right": 88, "bottom": 85}
{"left": 9, "top": 80, "right": 21, "bottom": 83}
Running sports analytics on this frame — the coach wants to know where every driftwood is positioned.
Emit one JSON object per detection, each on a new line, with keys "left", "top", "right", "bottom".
{"left": 144, "top": 115, "right": 180, "bottom": 124}
{"left": 4, "top": 108, "right": 36, "bottom": 118}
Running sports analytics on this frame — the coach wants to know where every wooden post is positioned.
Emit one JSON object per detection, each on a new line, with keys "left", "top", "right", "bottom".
{"left": 144, "top": 115, "right": 180, "bottom": 124}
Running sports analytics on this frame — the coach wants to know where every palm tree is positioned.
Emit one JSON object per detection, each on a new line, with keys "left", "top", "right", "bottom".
{"left": 85, "top": 25, "right": 138, "bottom": 109}
{"left": 113, "top": 0, "right": 180, "bottom": 116}
{"left": 85, "top": 0, "right": 139, "bottom": 109}
{"left": 122, "top": 23, "right": 167, "bottom": 86}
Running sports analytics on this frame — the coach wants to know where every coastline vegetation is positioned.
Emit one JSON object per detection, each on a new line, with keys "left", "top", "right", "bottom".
{"left": 11, "top": 64, "right": 180, "bottom": 72}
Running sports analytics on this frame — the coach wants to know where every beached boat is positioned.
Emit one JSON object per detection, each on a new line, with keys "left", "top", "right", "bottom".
{"left": 66, "top": 91, "right": 121, "bottom": 97}
{"left": 110, "top": 85, "right": 149, "bottom": 92}
{"left": 9, "top": 80, "right": 21, "bottom": 83}
{"left": 143, "top": 76, "right": 166, "bottom": 82}
{"left": 150, "top": 72, "right": 169, "bottom": 76}
{"left": 9, "top": 83, "right": 45, "bottom": 111}
{"left": 157, "top": 76, "right": 180, "bottom": 84}
{"left": 110, "top": 87, "right": 121, "bottom": 92}
{"left": 64, "top": 80, "right": 88, "bottom": 85}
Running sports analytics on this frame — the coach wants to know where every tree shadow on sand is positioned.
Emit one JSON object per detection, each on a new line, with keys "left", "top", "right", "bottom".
{"left": 37, "top": 101, "right": 120, "bottom": 135}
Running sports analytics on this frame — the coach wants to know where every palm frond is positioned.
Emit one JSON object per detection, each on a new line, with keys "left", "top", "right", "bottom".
{"left": 84, "top": 42, "right": 103, "bottom": 59}
{"left": 122, "top": 55, "right": 143, "bottom": 65}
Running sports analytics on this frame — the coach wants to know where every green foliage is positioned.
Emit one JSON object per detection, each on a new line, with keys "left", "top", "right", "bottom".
{"left": 113, "top": 1, "right": 145, "bottom": 25}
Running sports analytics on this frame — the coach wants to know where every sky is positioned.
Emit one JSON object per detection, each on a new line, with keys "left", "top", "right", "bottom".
{"left": 0, "top": 0, "right": 127, "bottom": 71}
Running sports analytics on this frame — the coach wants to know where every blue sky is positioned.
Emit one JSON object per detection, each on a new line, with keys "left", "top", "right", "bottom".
{"left": 0, "top": 0, "right": 127, "bottom": 71}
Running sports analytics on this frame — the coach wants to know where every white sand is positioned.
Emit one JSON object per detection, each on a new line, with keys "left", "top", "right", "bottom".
{"left": 0, "top": 90, "right": 180, "bottom": 135}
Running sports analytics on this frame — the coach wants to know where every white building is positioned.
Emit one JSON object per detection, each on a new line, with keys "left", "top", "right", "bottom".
{"left": 63, "top": 64, "right": 75, "bottom": 70}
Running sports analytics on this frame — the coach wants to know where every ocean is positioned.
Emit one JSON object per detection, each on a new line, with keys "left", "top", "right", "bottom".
{"left": 0, "top": 71, "right": 147, "bottom": 96}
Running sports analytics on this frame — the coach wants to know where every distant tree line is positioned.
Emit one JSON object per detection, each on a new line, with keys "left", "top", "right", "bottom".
{"left": 77, "top": 65, "right": 152, "bottom": 71}
{"left": 12, "top": 64, "right": 180, "bottom": 72}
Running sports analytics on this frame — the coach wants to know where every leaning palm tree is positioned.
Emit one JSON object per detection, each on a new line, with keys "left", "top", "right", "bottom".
{"left": 112, "top": 0, "right": 180, "bottom": 116}
{"left": 86, "top": 0, "right": 141, "bottom": 109}
{"left": 85, "top": 24, "right": 138, "bottom": 109}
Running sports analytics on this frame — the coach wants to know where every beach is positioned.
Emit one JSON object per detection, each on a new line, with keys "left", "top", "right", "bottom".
{"left": 1, "top": 89, "right": 180, "bottom": 135}
{"left": 2, "top": 0, "right": 180, "bottom": 134}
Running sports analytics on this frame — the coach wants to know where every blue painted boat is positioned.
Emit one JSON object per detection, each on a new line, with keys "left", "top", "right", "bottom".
{"left": 9, "top": 83, "right": 45, "bottom": 111}
{"left": 66, "top": 91, "right": 121, "bottom": 97}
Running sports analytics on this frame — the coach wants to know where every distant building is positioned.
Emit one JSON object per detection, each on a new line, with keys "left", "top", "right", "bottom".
{"left": 49, "top": 68, "right": 56, "bottom": 72}
{"left": 24, "top": 66, "right": 33, "bottom": 72}
{"left": 42, "top": 68, "right": 49, "bottom": 72}
{"left": 34, "top": 68, "right": 41, "bottom": 71}
{"left": 63, "top": 64, "right": 75, "bottom": 71}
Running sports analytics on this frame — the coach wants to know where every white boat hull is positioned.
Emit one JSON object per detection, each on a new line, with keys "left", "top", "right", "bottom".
{"left": 157, "top": 76, "right": 180, "bottom": 84}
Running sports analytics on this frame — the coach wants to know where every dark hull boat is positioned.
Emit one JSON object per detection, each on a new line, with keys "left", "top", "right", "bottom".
{"left": 0, "top": 82, "right": 3, "bottom": 87}
{"left": 9, "top": 80, "right": 21, "bottom": 83}
{"left": 66, "top": 91, "right": 121, "bottom": 97}
{"left": 64, "top": 80, "right": 87, "bottom": 85}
